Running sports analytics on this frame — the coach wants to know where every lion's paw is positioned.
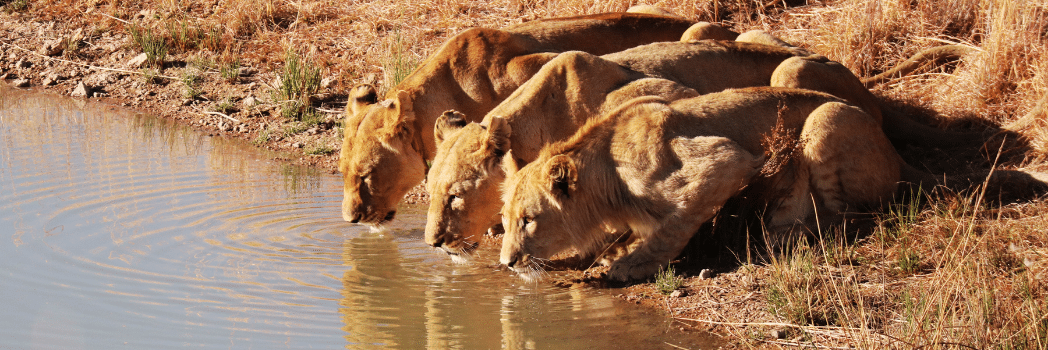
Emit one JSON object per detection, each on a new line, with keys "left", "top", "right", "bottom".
{"left": 607, "top": 259, "right": 664, "bottom": 282}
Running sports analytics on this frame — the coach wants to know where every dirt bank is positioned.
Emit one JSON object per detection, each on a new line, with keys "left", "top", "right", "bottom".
{"left": 4, "top": 2, "right": 1048, "bottom": 348}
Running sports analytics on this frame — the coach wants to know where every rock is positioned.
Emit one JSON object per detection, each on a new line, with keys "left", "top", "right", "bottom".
{"left": 770, "top": 329, "right": 787, "bottom": 339}
{"left": 291, "top": 142, "right": 304, "bottom": 148}
{"left": 14, "top": 59, "right": 30, "bottom": 69}
{"left": 698, "top": 269, "right": 714, "bottom": 280}
{"left": 669, "top": 290, "right": 687, "bottom": 298}
{"left": 71, "top": 82, "right": 92, "bottom": 97}
{"left": 38, "top": 38, "right": 68, "bottom": 57}
{"left": 0, "top": 73, "right": 8, "bottom": 80}
{"left": 127, "top": 53, "right": 148, "bottom": 68}
{"left": 12, "top": 78, "right": 30, "bottom": 88}
{"left": 237, "top": 67, "right": 256, "bottom": 77}
{"left": 41, "top": 72, "right": 60, "bottom": 86}
{"left": 321, "top": 76, "right": 336, "bottom": 89}
{"left": 242, "top": 95, "right": 257, "bottom": 107}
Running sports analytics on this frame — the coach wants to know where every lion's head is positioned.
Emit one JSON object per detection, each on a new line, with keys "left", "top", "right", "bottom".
{"left": 339, "top": 85, "right": 427, "bottom": 226}
{"left": 499, "top": 150, "right": 606, "bottom": 278}
{"left": 424, "top": 111, "right": 512, "bottom": 255}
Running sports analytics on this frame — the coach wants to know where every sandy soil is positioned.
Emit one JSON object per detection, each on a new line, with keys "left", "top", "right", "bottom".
{"left": 4, "top": 9, "right": 1030, "bottom": 348}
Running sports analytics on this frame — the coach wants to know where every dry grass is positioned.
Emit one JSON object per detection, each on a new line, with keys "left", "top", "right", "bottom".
{"left": 751, "top": 189, "right": 1048, "bottom": 348}
{"left": 10, "top": 0, "right": 1048, "bottom": 348}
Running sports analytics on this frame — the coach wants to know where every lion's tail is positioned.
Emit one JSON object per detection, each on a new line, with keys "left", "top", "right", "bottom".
{"left": 899, "top": 162, "right": 1048, "bottom": 203}
{"left": 862, "top": 44, "right": 975, "bottom": 88}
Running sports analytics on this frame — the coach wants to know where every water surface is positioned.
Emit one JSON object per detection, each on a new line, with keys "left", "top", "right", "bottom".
{"left": 0, "top": 85, "right": 717, "bottom": 349}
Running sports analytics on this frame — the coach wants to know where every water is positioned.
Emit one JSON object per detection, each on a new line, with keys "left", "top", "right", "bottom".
{"left": 0, "top": 85, "right": 718, "bottom": 349}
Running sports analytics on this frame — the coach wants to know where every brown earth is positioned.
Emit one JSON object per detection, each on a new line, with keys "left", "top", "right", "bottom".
{"left": 4, "top": 4, "right": 1048, "bottom": 348}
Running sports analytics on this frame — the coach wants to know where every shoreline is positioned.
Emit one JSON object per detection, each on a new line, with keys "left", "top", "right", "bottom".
{"left": 5, "top": 3, "right": 1048, "bottom": 348}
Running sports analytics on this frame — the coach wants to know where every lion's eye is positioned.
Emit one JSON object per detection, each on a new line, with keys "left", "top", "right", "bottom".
{"left": 522, "top": 216, "right": 533, "bottom": 227}
{"left": 448, "top": 194, "right": 465, "bottom": 210}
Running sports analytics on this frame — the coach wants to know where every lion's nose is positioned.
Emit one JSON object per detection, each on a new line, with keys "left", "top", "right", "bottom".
{"left": 505, "top": 256, "right": 518, "bottom": 268}
{"left": 343, "top": 210, "right": 361, "bottom": 223}
{"left": 430, "top": 235, "right": 444, "bottom": 248}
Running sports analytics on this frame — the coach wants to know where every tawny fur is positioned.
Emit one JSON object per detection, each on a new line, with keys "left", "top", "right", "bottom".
{"left": 424, "top": 40, "right": 976, "bottom": 252}
{"left": 498, "top": 87, "right": 902, "bottom": 282}
{"left": 338, "top": 13, "right": 695, "bottom": 225}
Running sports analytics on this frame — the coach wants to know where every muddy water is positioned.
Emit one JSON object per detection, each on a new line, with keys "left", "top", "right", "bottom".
{"left": 0, "top": 85, "right": 718, "bottom": 349}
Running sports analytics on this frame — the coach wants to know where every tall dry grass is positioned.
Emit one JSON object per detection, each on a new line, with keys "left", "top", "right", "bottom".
{"left": 11, "top": 1, "right": 1048, "bottom": 347}
{"left": 759, "top": 189, "right": 1048, "bottom": 348}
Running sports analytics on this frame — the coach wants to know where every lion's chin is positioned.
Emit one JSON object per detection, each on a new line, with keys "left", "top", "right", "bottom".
{"left": 509, "top": 266, "right": 545, "bottom": 283}
{"left": 437, "top": 246, "right": 473, "bottom": 264}
{"left": 365, "top": 224, "right": 390, "bottom": 233}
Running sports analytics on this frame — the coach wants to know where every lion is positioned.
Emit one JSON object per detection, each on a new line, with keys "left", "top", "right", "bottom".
{"left": 339, "top": 13, "right": 696, "bottom": 225}
{"left": 424, "top": 41, "right": 981, "bottom": 255}
{"left": 497, "top": 87, "right": 903, "bottom": 281}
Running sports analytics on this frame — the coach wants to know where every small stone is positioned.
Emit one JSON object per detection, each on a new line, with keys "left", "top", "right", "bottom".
{"left": 241, "top": 95, "right": 257, "bottom": 107}
{"left": 182, "top": 99, "right": 194, "bottom": 106}
{"left": 0, "top": 73, "right": 8, "bottom": 80}
{"left": 127, "top": 53, "right": 148, "bottom": 68}
{"left": 71, "top": 82, "right": 92, "bottom": 97}
{"left": 14, "top": 59, "right": 30, "bottom": 69}
{"left": 38, "top": 38, "right": 67, "bottom": 57}
{"left": 12, "top": 78, "right": 30, "bottom": 87}
{"left": 770, "top": 329, "right": 787, "bottom": 339}
{"left": 698, "top": 269, "right": 714, "bottom": 280}
{"left": 237, "top": 67, "right": 256, "bottom": 77}
{"left": 292, "top": 142, "right": 304, "bottom": 148}
{"left": 41, "top": 72, "right": 59, "bottom": 86}
{"left": 321, "top": 76, "right": 336, "bottom": 89}
{"left": 669, "top": 290, "right": 687, "bottom": 298}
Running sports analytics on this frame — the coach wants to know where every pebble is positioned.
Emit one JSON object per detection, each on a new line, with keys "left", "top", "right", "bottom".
{"left": 669, "top": 289, "right": 687, "bottom": 298}
{"left": 12, "top": 78, "right": 30, "bottom": 87}
{"left": 126, "top": 53, "right": 148, "bottom": 68}
{"left": 698, "top": 269, "right": 714, "bottom": 279}
{"left": 71, "top": 82, "right": 92, "bottom": 97}
{"left": 770, "top": 329, "right": 787, "bottom": 339}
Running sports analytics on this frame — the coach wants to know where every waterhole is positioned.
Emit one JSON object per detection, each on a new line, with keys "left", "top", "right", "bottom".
{"left": 0, "top": 85, "right": 718, "bottom": 349}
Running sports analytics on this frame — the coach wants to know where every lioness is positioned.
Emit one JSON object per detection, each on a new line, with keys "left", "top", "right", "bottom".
{"left": 424, "top": 41, "right": 978, "bottom": 255}
{"left": 498, "top": 87, "right": 902, "bottom": 281}
{"left": 339, "top": 13, "right": 695, "bottom": 225}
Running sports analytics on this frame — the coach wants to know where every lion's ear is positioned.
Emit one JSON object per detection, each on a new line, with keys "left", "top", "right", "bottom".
{"left": 502, "top": 149, "right": 522, "bottom": 176}
{"left": 545, "top": 154, "right": 577, "bottom": 199}
{"left": 393, "top": 90, "right": 414, "bottom": 123}
{"left": 377, "top": 90, "right": 416, "bottom": 143}
{"left": 487, "top": 116, "right": 512, "bottom": 157}
{"left": 434, "top": 110, "right": 468, "bottom": 144}
{"left": 349, "top": 84, "right": 378, "bottom": 115}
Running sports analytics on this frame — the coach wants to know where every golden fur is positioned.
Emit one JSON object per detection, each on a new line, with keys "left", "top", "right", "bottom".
{"left": 338, "top": 13, "right": 695, "bottom": 225}
{"left": 423, "top": 40, "right": 967, "bottom": 254}
{"left": 498, "top": 88, "right": 902, "bottom": 281}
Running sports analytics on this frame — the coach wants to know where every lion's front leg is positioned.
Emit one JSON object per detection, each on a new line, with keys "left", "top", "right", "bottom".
{"left": 606, "top": 221, "right": 702, "bottom": 281}
{"left": 606, "top": 136, "right": 760, "bottom": 281}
